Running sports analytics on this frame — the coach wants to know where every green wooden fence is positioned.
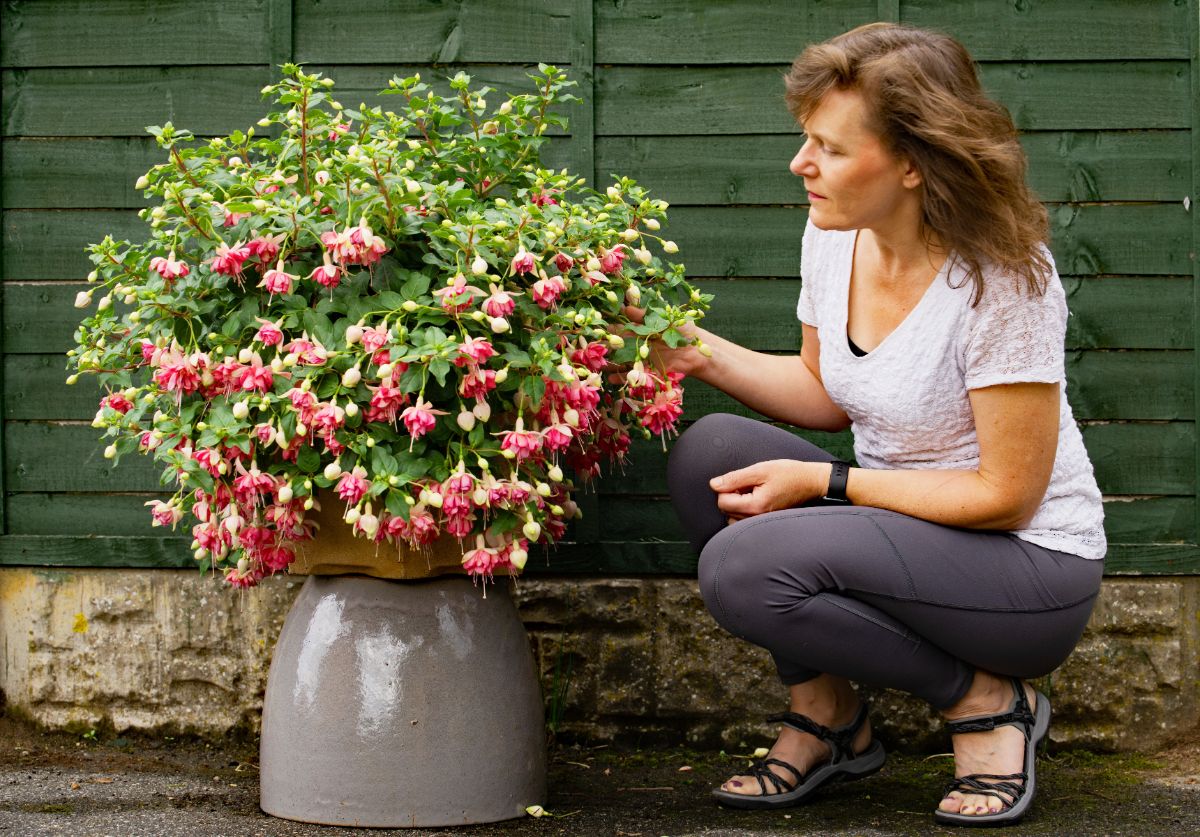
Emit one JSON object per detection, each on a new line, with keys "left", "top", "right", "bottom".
{"left": 1, "top": 0, "right": 1197, "bottom": 574}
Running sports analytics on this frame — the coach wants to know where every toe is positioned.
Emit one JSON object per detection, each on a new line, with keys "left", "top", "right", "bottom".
{"left": 938, "top": 791, "right": 964, "bottom": 813}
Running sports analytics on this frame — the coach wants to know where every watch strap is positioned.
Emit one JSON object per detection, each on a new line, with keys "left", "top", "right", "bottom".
{"left": 824, "top": 460, "right": 851, "bottom": 504}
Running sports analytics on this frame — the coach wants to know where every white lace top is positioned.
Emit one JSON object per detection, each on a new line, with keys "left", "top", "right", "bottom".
{"left": 797, "top": 221, "right": 1106, "bottom": 560}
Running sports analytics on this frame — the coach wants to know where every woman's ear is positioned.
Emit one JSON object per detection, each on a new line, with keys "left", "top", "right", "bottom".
{"left": 900, "top": 158, "right": 922, "bottom": 190}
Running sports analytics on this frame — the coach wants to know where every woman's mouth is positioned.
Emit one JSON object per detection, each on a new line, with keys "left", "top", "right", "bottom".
{"left": 807, "top": 191, "right": 826, "bottom": 201}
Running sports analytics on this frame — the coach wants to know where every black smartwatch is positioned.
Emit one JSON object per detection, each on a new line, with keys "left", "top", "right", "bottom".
{"left": 823, "top": 460, "right": 852, "bottom": 505}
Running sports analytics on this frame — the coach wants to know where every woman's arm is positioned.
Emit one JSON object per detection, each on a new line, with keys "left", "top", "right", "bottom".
{"left": 638, "top": 310, "right": 850, "bottom": 432}
{"left": 712, "top": 381, "right": 1059, "bottom": 530}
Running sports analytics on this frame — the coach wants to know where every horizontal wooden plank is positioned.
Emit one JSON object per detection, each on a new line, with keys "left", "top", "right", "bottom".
{"left": 4, "top": 275, "right": 1192, "bottom": 357}
{"left": 594, "top": 132, "right": 1191, "bottom": 206}
{"left": 293, "top": 0, "right": 573, "bottom": 64}
{"left": 1065, "top": 351, "right": 1193, "bottom": 421}
{"left": 1061, "top": 277, "right": 1194, "bottom": 351}
{"left": 593, "top": 0, "right": 1191, "bottom": 63}
{"left": 5, "top": 422, "right": 164, "bottom": 491}
{"left": 1101, "top": 544, "right": 1200, "bottom": 574}
{"left": 2, "top": 64, "right": 577, "bottom": 138}
{"left": 900, "top": 0, "right": 1192, "bottom": 61}
{"left": 2, "top": 67, "right": 273, "bottom": 137}
{"left": 594, "top": 0, "right": 876, "bottom": 64}
{"left": 6, "top": 493, "right": 167, "bottom": 536}
{"left": 1081, "top": 422, "right": 1195, "bottom": 496}
{"left": 1, "top": 0, "right": 271, "bottom": 67}
{"left": 4, "top": 204, "right": 1189, "bottom": 282}
{"left": 0, "top": 136, "right": 574, "bottom": 209}
{"left": 595, "top": 63, "right": 1191, "bottom": 135}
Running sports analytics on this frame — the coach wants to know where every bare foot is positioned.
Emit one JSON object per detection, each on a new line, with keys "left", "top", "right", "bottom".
{"left": 720, "top": 677, "right": 872, "bottom": 798}
{"left": 938, "top": 672, "right": 1036, "bottom": 817}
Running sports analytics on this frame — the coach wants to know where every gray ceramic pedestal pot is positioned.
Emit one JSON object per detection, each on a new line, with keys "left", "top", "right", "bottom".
{"left": 260, "top": 574, "right": 546, "bottom": 827}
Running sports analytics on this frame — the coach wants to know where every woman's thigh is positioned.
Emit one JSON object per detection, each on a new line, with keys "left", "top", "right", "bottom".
{"left": 698, "top": 505, "right": 1104, "bottom": 679}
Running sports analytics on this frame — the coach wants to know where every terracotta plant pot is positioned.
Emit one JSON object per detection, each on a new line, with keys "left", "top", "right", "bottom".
{"left": 259, "top": 571, "right": 545, "bottom": 827}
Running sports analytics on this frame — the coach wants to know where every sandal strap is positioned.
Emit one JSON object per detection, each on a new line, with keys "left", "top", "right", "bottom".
{"left": 766, "top": 702, "right": 870, "bottom": 765}
{"left": 745, "top": 757, "right": 803, "bottom": 795}
{"left": 945, "top": 677, "right": 1035, "bottom": 738}
{"left": 946, "top": 771, "right": 1028, "bottom": 804}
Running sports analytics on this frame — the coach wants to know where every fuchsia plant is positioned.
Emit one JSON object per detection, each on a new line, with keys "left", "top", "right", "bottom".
{"left": 69, "top": 64, "right": 711, "bottom": 588}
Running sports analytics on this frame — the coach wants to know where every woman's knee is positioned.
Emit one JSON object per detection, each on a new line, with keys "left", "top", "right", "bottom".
{"left": 667, "top": 412, "right": 757, "bottom": 491}
{"left": 697, "top": 521, "right": 795, "bottom": 632}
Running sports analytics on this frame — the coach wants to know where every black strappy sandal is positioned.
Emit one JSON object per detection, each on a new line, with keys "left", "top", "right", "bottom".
{"left": 934, "top": 676, "right": 1051, "bottom": 827}
{"left": 712, "top": 703, "right": 886, "bottom": 810}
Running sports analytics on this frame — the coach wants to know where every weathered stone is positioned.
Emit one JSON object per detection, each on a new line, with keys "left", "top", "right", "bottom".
{"left": 1, "top": 569, "right": 1196, "bottom": 753}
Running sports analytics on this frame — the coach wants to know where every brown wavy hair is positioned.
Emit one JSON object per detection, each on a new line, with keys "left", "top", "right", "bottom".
{"left": 785, "top": 23, "right": 1050, "bottom": 302}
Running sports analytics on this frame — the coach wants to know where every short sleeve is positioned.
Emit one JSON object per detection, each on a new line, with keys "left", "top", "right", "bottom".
{"left": 963, "top": 252, "right": 1067, "bottom": 390}
{"left": 797, "top": 219, "right": 819, "bottom": 326}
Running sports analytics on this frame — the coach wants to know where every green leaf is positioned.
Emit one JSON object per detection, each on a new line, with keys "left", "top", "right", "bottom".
{"left": 370, "top": 447, "right": 399, "bottom": 476}
{"left": 296, "top": 446, "right": 321, "bottom": 474}
{"left": 429, "top": 357, "right": 451, "bottom": 387}
{"left": 520, "top": 375, "right": 546, "bottom": 409}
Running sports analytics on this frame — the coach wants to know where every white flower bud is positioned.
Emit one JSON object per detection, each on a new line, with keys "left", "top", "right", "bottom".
{"left": 402, "top": 299, "right": 419, "bottom": 312}
{"left": 489, "top": 316, "right": 510, "bottom": 334}
{"left": 342, "top": 366, "right": 362, "bottom": 387}
{"left": 471, "top": 255, "right": 488, "bottom": 275}
{"left": 74, "top": 291, "right": 93, "bottom": 309}
{"left": 135, "top": 174, "right": 150, "bottom": 190}
{"left": 499, "top": 100, "right": 513, "bottom": 115}
{"left": 634, "top": 247, "right": 652, "bottom": 265}
{"left": 344, "top": 401, "right": 359, "bottom": 418}
{"left": 639, "top": 343, "right": 651, "bottom": 359}
{"left": 606, "top": 186, "right": 621, "bottom": 202}
{"left": 522, "top": 520, "right": 542, "bottom": 541}
{"left": 377, "top": 363, "right": 393, "bottom": 379}
{"left": 536, "top": 482, "right": 552, "bottom": 497}
{"left": 548, "top": 464, "right": 563, "bottom": 482}
{"left": 663, "top": 240, "right": 679, "bottom": 254}
{"left": 645, "top": 218, "right": 661, "bottom": 231}
{"left": 626, "top": 285, "right": 641, "bottom": 306}
{"left": 270, "top": 356, "right": 284, "bottom": 373}
{"left": 620, "top": 228, "right": 638, "bottom": 242}
{"left": 472, "top": 487, "right": 488, "bottom": 506}
{"left": 697, "top": 341, "right": 713, "bottom": 358}
{"left": 103, "top": 444, "right": 117, "bottom": 459}
{"left": 494, "top": 367, "right": 508, "bottom": 384}
{"left": 277, "top": 484, "right": 294, "bottom": 503}
{"left": 232, "top": 401, "right": 249, "bottom": 420}
{"left": 238, "top": 348, "right": 253, "bottom": 363}
{"left": 509, "top": 546, "right": 528, "bottom": 570}
{"left": 323, "top": 462, "right": 343, "bottom": 480}
{"left": 344, "top": 507, "right": 361, "bottom": 525}
{"left": 472, "top": 400, "right": 491, "bottom": 421}
{"left": 456, "top": 410, "right": 476, "bottom": 432}
{"left": 345, "top": 325, "right": 364, "bottom": 345}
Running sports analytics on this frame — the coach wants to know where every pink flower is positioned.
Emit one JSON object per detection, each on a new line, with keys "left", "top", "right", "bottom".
{"left": 432, "top": 274, "right": 486, "bottom": 314}
{"left": 259, "top": 544, "right": 295, "bottom": 573}
{"left": 150, "top": 250, "right": 190, "bottom": 281}
{"left": 400, "top": 397, "right": 447, "bottom": 441}
{"left": 223, "top": 209, "right": 250, "bottom": 227}
{"left": 530, "top": 189, "right": 559, "bottom": 207}
{"left": 193, "top": 447, "right": 224, "bottom": 477}
{"left": 531, "top": 275, "right": 567, "bottom": 309}
{"left": 459, "top": 367, "right": 496, "bottom": 399}
{"left": 234, "top": 357, "right": 274, "bottom": 393}
{"left": 145, "top": 500, "right": 182, "bottom": 528}
{"left": 462, "top": 544, "right": 503, "bottom": 577}
{"left": 209, "top": 241, "right": 251, "bottom": 276}
{"left": 366, "top": 381, "right": 407, "bottom": 424}
{"left": 309, "top": 255, "right": 341, "bottom": 290}
{"left": 599, "top": 245, "right": 626, "bottom": 274}
{"left": 224, "top": 565, "right": 263, "bottom": 589}
{"left": 553, "top": 252, "right": 574, "bottom": 273}
{"left": 246, "top": 233, "right": 285, "bottom": 263}
{"left": 328, "top": 122, "right": 351, "bottom": 141}
{"left": 336, "top": 465, "right": 370, "bottom": 505}
{"left": 100, "top": 392, "right": 134, "bottom": 414}
{"left": 284, "top": 336, "right": 328, "bottom": 365}
{"left": 254, "top": 317, "right": 285, "bottom": 346}
{"left": 260, "top": 261, "right": 296, "bottom": 296}
{"left": 233, "top": 460, "right": 276, "bottom": 504}
{"left": 570, "top": 340, "right": 609, "bottom": 372}
{"left": 498, "top": 418, "right": 543, "bottom": 462}
{"left": 287, "top": 387, "right": 319, "bottom": 424}
{"left": 543, "top": 423, "right": 573, "bottom": 451}
{"left": 360, "top": 324, "right": 389, "bottom": 353}
{"left": 483, "top": 285, "right": 516, "bottom": 318}
{"left": 456, "top": 336, "right": 496, "bottom": 366}
{"left": 510, "top": 248, "right": 536, "bottom": 275}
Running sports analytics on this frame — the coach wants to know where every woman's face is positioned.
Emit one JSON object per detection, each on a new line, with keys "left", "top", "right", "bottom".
{"left": 789, "top": 88, "right": 920, "bottom": 231}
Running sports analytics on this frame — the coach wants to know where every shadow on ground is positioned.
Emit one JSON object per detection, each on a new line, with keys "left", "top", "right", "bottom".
{"left": 1, "top": 716, "right": 1197, "bottom": 836}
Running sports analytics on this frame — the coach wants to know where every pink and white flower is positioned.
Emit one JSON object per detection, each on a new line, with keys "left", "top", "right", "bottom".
{"left": 400, "top": 396, "right": 447, "bottom": 441}
{"left": 510, "top": 248, "right": 536, "bottom": 275}
{"left": 150, "top": 250, "right": 190, "bottom": 281}
{"left": 209, "top": 241, "right": 251, "bottom": 276}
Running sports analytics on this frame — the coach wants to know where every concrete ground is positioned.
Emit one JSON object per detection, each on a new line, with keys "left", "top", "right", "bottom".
{"left": 1, "top": 716, "right": 1197, "bottom": 836}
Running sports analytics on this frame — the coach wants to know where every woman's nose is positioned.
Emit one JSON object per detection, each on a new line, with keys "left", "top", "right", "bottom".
{"left": 790, "top": 145, "right": 813, "bottom": 177}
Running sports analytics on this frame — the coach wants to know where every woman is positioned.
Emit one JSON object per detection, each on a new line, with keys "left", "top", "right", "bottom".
{"left": 647, "top": 23, "right": 1106, "bottom": 827}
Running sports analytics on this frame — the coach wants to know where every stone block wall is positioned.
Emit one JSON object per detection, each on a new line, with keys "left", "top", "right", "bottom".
{"left": 1, "top": 568, "right": 1196, "bottom": 751}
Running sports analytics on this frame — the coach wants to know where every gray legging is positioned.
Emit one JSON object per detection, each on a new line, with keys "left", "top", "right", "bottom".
{"left": 668, "top": 413, "right": 1104, "bottom": 709}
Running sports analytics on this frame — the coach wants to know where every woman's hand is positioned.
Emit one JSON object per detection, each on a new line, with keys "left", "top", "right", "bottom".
{"left": 620, "top": 305, "right": 709, "bottom": 379}
{"left": 709, "top": 459, "right": 830, "bottom": 524}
